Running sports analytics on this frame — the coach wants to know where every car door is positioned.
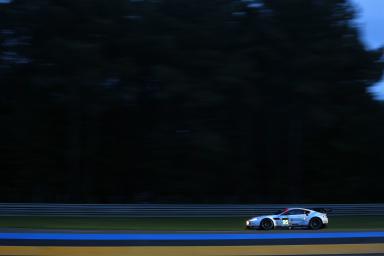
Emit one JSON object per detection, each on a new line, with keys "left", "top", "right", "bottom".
{"left": 285, "top": 209, "right": 307, "bottom": 226}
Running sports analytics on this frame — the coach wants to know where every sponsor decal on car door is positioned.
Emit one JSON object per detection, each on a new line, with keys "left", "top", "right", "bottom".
{"left": 288, "top": 214, "right": 306, "bottom": 226}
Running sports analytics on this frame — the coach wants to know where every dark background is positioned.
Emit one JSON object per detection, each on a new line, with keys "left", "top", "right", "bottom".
{"left": 0, "top": 0, "right": 383, "bottom": 203}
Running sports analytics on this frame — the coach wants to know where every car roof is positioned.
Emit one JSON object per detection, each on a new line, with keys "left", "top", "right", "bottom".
{"left": 284, "top": 207, "right": 312, "bottom": 211}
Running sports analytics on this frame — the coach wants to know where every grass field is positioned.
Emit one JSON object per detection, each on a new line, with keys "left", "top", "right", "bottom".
{"left": 0, "top": 216, "right": 383, "bottom": 230}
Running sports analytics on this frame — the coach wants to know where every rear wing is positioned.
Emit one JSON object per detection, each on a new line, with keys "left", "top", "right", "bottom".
{"left": 312, "top": 208, "right": 332, "bottom": 214}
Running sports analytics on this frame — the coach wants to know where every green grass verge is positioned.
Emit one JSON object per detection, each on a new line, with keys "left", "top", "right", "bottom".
{"left": 0, "top": 216, "right": 383, "bottom": 230}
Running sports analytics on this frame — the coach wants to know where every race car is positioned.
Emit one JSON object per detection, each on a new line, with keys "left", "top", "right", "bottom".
{"left": 245, "top": 208, "right": 329, "bottom": 230}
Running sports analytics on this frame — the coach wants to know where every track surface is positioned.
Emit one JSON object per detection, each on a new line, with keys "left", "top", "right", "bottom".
{"left": 0, "top": 229, "right": 383, "bottom": 246}
{"left": 0, "top": 229, "right": 383, "bottom": 255}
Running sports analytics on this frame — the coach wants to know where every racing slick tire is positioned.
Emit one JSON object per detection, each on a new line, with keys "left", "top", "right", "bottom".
{"left": 308, "top": 217, "right": 323, "bottom": 230}
{"left": 260, "top": 218, "right": 274, "bottom": 230}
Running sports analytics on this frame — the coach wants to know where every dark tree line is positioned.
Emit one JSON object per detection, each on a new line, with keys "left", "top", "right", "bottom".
{"left": 0, "top": 0, "right": 383, "bottom": 203}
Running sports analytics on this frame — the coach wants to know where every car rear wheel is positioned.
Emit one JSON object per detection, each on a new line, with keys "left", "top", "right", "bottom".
{"left": 260, "top": 218, "right": 274, "bottom": 230}
{"left": 309, "top": 217, "right": 323, "bottom": 230}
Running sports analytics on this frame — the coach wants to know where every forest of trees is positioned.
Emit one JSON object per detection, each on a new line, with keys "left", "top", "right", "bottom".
{"left": 0, "top": 0, "right": 383, "bottom": 203}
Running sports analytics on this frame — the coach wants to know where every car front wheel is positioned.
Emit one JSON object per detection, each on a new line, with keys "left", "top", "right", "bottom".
{"left": 260, "top": 218, "right": 274, "bottom": 230}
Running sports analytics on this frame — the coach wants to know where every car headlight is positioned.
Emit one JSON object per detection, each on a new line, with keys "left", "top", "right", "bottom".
{"left": 246, "top": 221, "right": 250, "bottom": 225}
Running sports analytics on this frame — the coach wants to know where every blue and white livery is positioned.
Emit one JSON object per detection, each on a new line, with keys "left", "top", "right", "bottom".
{"left": 246, "top": 208, "right": 329, "bottom": 230}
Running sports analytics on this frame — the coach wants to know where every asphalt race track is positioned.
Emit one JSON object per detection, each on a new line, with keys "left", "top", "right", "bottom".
{"left": 0, "top": 229, "right": 383, "bottom": 255}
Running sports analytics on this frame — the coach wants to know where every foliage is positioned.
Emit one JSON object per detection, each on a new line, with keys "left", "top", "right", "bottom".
{"left": 0, "top": 0, "right": 383, "bottom": 203}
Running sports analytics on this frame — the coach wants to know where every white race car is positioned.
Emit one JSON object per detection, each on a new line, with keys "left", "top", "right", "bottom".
{"left": 246, "top": 208, "right": 329, "bottom": 230}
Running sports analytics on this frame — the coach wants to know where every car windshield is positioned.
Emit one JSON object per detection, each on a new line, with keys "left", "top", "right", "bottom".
{"left": 274, "top": 209, "right": 286, "bottom": 215}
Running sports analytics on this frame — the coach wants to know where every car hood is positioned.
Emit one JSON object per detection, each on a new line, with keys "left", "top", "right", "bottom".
{"left": 249, "top": 215, "right": 276, "bottom": 221}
